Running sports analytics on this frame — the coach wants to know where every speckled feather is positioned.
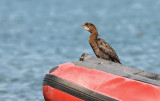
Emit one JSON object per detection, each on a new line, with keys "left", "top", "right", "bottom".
{"left": 97, "top": 38, "right": 121, "bottom": 63}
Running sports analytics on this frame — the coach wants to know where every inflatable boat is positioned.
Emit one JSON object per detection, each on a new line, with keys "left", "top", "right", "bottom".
{"left": 43, "top": 53, "right": 160, "bottom": 101}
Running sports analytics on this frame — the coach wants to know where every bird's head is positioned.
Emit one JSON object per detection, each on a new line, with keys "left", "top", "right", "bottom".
{"left": 81, "top": 22, "right": 97, "bottom": 33}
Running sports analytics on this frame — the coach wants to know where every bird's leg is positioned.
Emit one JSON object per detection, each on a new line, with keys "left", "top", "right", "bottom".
{"left": 98, "top": 57, "right": 103, "bottom": 64}
{"left": 98, "top": 61, "right": 103, "bottom": 64}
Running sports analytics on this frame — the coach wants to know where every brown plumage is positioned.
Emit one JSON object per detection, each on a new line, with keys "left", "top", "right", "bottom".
{"left": 81, "top": 22, "right": 121, "bottom": 64}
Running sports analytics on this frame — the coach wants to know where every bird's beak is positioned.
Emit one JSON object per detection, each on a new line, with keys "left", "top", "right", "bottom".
{"left": 81, "top": 25, "right": 89, "bottom": 31}
{"left": 81, "top": 25, "right": 85, "bottom": 27}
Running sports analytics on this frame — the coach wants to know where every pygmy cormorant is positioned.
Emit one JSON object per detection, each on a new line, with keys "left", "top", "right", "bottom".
{"left": 81, "top": 22, "right": 121, "bottom": 64}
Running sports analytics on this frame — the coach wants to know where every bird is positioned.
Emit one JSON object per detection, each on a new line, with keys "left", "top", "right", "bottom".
{"left": 81, "top": 22, "right": 121, "bottom": 64}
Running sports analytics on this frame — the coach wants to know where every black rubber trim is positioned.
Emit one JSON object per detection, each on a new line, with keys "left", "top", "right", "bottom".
{"left": 49, "top": 66, "right": 59, "bottom": 73}
{"left": 43, "top": 74, "right": 119, "bottom": 101}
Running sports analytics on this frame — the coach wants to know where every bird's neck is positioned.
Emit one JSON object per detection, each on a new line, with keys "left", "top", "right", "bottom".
{"left": 89, "top": 30, "right": 99, "bottom": 54}
{"left": 89, "top": 30, "right": 98, "bottom": 46}
{"left": 89, "top": 30, "right": 98, "bottom": 41}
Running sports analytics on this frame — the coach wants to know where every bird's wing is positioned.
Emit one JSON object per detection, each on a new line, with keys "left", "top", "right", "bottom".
{"left": 97, "top": 38, "right": 121, "bottom": 63}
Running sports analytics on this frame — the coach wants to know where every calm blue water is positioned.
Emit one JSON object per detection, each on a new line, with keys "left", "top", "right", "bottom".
{"left": 0, "top": 0, "right": 160, "bottom": 100}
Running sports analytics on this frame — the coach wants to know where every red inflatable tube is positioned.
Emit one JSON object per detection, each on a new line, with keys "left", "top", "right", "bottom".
{"left": 43, "top": 53, "right": 160, "bottom": 101}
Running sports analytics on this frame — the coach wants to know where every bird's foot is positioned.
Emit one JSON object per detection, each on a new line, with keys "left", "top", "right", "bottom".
{"left": 98, "top": 61, "right": 103, "bottom": 64}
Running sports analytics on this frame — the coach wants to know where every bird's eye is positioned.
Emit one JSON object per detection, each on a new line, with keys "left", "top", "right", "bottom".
{"left": 85, "top": 23, "right": 88, "bottom": 25}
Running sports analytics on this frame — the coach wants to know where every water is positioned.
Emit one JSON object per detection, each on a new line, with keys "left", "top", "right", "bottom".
{"left": 0, "top": 0, "right": 160, "bottom": 100}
